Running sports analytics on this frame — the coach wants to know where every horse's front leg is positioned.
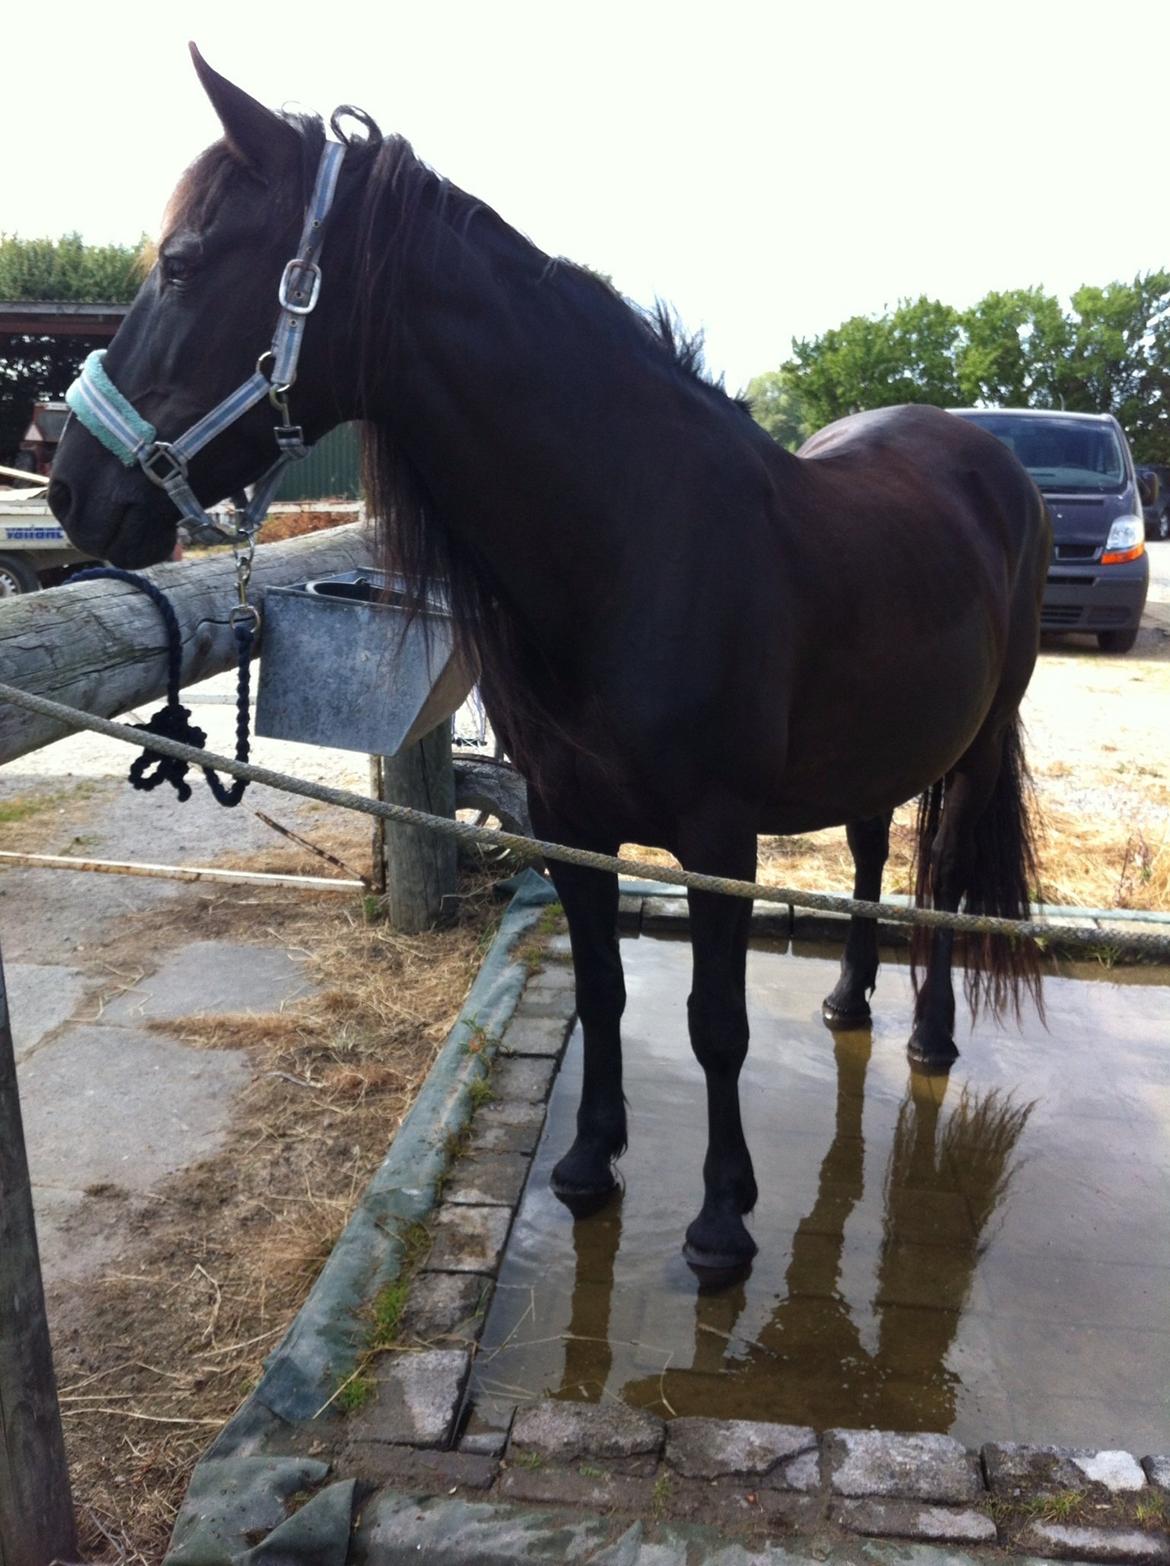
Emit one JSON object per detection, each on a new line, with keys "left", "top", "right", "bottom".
{"left": 533, "top": 812, "right": 627, "bottom": 1212}
{"left": 679, "top": 823, "right": 759, "bottom": 1274}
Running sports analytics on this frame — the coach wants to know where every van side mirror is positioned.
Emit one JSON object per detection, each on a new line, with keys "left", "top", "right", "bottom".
{"left": 1138, "top": 469, "right": 1159, "bottom": 506}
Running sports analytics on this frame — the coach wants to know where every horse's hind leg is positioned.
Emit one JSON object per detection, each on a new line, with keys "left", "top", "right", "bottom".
{"left": 537, "top": 831, "right": 628, "bottom": 1214}
{"left": 679, "top": 816, "right": 759, "bottom": 1273}
{"left": 822, "top": 812, "right": 892, "bottom": 1028}
{"left": 908, "top": 730, "right": 1005, "bottom": 1068}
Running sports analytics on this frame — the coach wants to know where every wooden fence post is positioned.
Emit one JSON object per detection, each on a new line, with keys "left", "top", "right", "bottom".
{"left": 0, "top": 941, "right": 78, "bottom": 1566}
{"left": 374, "top": 720, "right": 457, "bottom": 932}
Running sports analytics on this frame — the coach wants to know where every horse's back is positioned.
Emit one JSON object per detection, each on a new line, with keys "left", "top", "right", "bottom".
{"left": 750, "top": 404, "right": 1050, "bottom": 830}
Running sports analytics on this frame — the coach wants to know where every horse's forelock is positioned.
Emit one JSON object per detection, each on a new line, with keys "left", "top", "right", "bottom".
{"left": 160, "top": 114, "right": 326, "bottom": 243}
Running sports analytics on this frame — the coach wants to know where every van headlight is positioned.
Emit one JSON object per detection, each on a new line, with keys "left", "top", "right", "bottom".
{"left": 1101, "top": 516, "right": 1146, "bottom": 564}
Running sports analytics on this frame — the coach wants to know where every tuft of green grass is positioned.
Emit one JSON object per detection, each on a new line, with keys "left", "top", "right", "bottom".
{"left": 651, "top": 1473, "right": 672, "bottom": 1518}
{"left": 1038, "top": 1490, "right": 1087, "bottom": 1523}
{"left": 0, "top": 796, "right": 50, "bottom": 824}
{"left": 336, "top": 1372, "right": 376, "bottom": 1414}
{"left": 513, "top": 1449, "right": 543, "bottom": 1470}
{"left": 371, "top": 1280, "right": 410, "bottom": 1348}
{"left": 467, "top": 1073, "right": 494, "bottom": 1109}
{"left": 516, "top": 941, "right": 546, "bottom": 974}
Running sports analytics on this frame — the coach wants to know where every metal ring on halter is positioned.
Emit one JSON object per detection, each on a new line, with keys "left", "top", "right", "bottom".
{"left": 256, "top": 350, "right": 293, "bottom": 419}
{"left": 140, "top": 442, "right": 189, "bottom": 489}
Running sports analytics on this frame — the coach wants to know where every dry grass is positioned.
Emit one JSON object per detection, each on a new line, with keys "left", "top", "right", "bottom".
{"left": 55, "top": 857, "right": 500, "bottom": 1565}
{"left": 627, "top": 789, "right": 1170, "bottom": 917}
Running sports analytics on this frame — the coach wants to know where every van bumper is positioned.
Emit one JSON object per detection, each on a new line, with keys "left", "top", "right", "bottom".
{"left": 1041, "top": 554, "right": 1150, "bottom": 634}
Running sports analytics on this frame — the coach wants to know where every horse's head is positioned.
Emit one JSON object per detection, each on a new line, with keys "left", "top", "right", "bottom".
{"left": 50, "top": 48, "right": 377, "bottom": 566}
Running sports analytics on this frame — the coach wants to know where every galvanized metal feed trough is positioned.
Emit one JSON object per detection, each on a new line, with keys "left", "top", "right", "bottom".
{"left": 255, "top": 571, "right": 475, "bottom": 755}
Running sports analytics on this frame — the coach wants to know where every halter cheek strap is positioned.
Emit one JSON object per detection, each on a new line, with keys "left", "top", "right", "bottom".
{"left": 65, "top": 137, "right": 347, "bottom": 540}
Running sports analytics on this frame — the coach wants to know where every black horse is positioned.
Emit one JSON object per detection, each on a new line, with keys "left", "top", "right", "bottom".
{"left": 49, "top": 51, "right": 1050, "bottom": 1273}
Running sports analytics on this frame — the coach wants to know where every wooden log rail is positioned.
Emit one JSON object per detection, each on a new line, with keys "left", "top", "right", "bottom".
{"left": 0, "top": 524, "right": 375, "bottom": 766}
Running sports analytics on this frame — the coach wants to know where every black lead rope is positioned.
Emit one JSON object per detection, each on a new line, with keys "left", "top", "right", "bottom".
{"left": 71, "top": 567, "right": 253, "bottom": 806}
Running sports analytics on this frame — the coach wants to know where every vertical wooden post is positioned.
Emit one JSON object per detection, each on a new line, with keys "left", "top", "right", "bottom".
{"left": 375, "top": 720, "right": 457, "bottom": 932}
{"left": 368, "top": 755, "right": 387, "bottom": 896}
{"left": 0, "top": 941, "right": 78, "bottom": 1566}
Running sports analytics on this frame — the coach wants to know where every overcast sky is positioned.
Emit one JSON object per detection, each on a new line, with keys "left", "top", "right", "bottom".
{"left": 4, "top": 0, "right": 1169, "bottom": 392}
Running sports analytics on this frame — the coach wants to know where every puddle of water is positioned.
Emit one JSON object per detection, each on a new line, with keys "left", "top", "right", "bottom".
{"left": 472, "top": 936, "right": 1170, "bottom": 1450}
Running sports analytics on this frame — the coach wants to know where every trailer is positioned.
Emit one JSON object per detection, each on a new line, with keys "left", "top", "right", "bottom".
{"left": 0, "top": 466, "right": 92, "bottom": 595}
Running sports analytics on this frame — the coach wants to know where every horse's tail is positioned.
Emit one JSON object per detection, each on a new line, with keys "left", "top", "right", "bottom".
{"left": 913, "top": 714, "right": 1044, "bottom": 1023}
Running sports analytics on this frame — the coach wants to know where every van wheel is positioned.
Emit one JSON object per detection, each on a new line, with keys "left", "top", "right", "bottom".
{"left": 1097, "top": 627, "right": 1139, "bottom": 653}
{"left": 0, "top": 554, "right": 40, "bottom": 596}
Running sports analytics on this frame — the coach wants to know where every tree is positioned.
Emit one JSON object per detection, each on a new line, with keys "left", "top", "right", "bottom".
{"left": 1054, "top": 272, "right": 1170, "bottom": 461}
{"left": 0, "top": 233, "right": 147, "bottom": 463}
{"left": 763, "top": 271, "right": 1170, "bottom": 464}
{"left": 956, "top": 287, "right": 1070, "bottom": 408}
{"left": 0, "top": 232, "right": 147, "bottom": 302}
{"left": 786, "top": 296, "right": 961, "bottom": 430}
{"left": 744, "top": 367, "right": 810, "bottom": 449}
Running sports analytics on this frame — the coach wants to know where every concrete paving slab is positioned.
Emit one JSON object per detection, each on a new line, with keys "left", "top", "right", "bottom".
{"left": 100, "top": 939, "right": 316, "bottom": 1022}
{"left": 18, "top": 1022, "right": 251, "bottom": 1192}
{"left": 3, "top": 961, "right": 88, "bottom": 1061}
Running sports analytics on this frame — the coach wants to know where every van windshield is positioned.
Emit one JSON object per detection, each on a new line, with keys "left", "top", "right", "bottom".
{"left": 958, "top": 413, "right": 1126, "bottom": 492}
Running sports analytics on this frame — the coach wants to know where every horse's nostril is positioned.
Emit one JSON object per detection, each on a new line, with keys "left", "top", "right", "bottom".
{"left": 47, "top": 478, "right": 72, "bottom": 524}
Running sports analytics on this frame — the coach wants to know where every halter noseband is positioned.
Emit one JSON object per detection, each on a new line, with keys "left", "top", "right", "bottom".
{"left": 65, "top": 136, "right": 347, "bottom": 540}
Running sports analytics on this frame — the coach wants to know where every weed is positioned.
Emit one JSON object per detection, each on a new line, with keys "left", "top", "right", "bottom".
{"left": 336, "top": 1372, "right": 376, "bottom": 1414}
{"left": 514, "top": 1449, "right": 543, "bottom": 1470}
{"left": 468, "top": 1073, "right": 494, "bottom": 1109}
{"left": 465, "top": 1020, "right": 497, "bottom": 1055}
{"left": 536, "top": 903, "right": 565, "bottom": 934}
{"left": 516, "top": 941, "right": 546, "bottom": 974}
{"left": 402, "top": 1221, "right": 433, "bottom": 1268}
{"left": 371, "top": 1280, "right": 410, "bottom": 1348}
{"left": 0, "top": 795, "right": 53, "bottom": 824}
{"left": 651, "top": 1473, "right": 672, "bottom": 1517}
{"left": 1136, "top": 1495, "right": 1169, "bottom": 1527}
{"left": 578, "top": 1464, "right": 606, "bottom": 1479}
{"left": 1037, "top": 1490, "right": 1086, "bottom": 1523}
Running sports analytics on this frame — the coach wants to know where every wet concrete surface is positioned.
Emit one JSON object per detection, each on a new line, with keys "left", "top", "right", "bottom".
{"left": 472, "top": 934, "right": 1170, "bottom": 1450}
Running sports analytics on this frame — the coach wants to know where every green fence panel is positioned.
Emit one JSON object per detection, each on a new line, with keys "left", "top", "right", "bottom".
{"left": 275, "top": 422, "right": 361, "bottom": 502}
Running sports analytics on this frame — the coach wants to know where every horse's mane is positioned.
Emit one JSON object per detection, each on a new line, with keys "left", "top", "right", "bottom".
{"left": 347, "top": 131, "right": 756, "bottom": 779}
{"left": 172, "top": 109, "right": 749, "bottom": 784}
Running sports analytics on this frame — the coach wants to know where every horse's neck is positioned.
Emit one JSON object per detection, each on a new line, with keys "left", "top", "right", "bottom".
{"left": 370, "top": 227, "right": 696, "bottom": 643}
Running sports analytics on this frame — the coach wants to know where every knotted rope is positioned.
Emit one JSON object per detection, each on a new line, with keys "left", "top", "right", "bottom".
{"left": 69, "top": 568, "right": 253, "bottom": 805}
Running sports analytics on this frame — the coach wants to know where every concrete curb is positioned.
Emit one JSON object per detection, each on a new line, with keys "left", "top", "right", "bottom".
{"left": 164, "top": 869, "right": 559, "bottom": 1565}
{"left": 618, "top": 879, "right": 1170, "bottom": 960}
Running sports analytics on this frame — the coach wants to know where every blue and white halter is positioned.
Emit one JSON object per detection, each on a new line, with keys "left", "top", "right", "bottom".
{"left": 66, "top": 137, "right": 347, "bottom": 540}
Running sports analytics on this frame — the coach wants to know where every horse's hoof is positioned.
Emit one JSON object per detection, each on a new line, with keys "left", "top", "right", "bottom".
{"left": 550, "top": 1152, "right": 619, "bottom": 1217}
{"left": 682, "top": 1213, "right": 757, "bottom": 1279}
{"left": 906, "top": 1031, "right": 959, "bottom": 1073}
{"left": 683, "top": 1252, "right": 755, "bottom": 1291}
{"left": 822, "top": 997, "right": 872, "bottom": 1031}
{"left": 551, "top": 1180, "right": 619, "bottom": 1219}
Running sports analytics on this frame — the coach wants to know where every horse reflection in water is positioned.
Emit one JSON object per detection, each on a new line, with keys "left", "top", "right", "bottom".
{"left": 554, "top": 1041, "right": 1031, "bottom": 1432}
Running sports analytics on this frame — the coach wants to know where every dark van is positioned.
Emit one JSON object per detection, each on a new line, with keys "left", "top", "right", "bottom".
{"left": 951, "top": 408, "right": 1150, "bottom": 653}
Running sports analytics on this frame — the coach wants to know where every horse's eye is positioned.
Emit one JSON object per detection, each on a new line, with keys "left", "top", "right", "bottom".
{"left": 160, "top": 241, "right": 202, "bottom": 290}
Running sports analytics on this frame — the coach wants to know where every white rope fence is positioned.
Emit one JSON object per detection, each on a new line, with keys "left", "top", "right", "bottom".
{"left": 2, "top": 678, "right": 1169, "bottom": 960}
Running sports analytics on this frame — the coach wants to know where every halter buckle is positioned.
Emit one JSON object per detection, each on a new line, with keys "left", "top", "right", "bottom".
{"left": 278, "top": 258, "right": 322, "bottom": 315}
{"left": 140, "top": 442, "right": 188, "bottom": 489}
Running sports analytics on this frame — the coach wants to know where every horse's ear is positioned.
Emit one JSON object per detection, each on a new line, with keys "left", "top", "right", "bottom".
{"left": 189, "top": 43, "right": 298, "bottom": 174}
